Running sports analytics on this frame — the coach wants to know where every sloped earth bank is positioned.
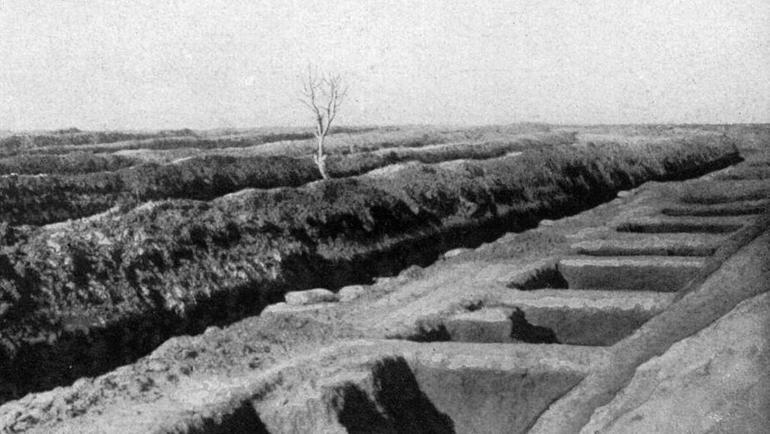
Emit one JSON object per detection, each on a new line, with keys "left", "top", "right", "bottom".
{"left": 0, "top": 147, "right": 770, "bottom": 433}
{"left": 579, "top": 291, "right": 770, "bottom": 433}
{"left": 0, "top": 132, "right": 575, "bottom": 227}
{"left": 0, "top": 138, "right": 740, "bottom": 403}
{"left": 0, "top": 145, "right": 767, "bottom": 432}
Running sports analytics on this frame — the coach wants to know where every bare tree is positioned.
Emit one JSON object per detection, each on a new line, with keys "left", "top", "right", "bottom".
{"left": 299, "top": 66, "right": 348, "bottom": 179}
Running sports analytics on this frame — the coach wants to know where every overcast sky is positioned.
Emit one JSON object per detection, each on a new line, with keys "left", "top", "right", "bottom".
{"left": 1, "top": 0, "right": 768, "bottom": 130}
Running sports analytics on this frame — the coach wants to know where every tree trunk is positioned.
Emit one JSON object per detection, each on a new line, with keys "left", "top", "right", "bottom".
{"left": 314, "top": 135, "right": 330, "bottom": 179}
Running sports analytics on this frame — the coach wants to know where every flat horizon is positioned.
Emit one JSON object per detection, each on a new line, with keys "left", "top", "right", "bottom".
{"left": 2, "top": 1, "right": 768, "bottom": 130}
{"left": 3, "top": 122, "right": 770, "bottom": 135}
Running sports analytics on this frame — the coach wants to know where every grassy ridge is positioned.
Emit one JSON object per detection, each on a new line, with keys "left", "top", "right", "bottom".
{"left": 114, "top": 123, "right": 556, "bottom": 163}
{"left": 0, "top": 152, "right": 139, "bottom": 176}
{"left": 0, "top": 129, "right": 189, "bottom": 157}
{"left": 0, "top": 133, "right": 574, "bottom": 226}
{"left": 0, "top": 135, "right": 739, "bottom": 402}
{"left": 6, "top": 126, "right": 376, "bottom": 157}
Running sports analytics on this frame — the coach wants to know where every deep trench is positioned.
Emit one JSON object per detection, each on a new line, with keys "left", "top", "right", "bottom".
{"left": 0, "top": 152, "right": 741, "bottom": 405}
{"left": 401, "top": 307, "right": 560, "bottom": 345}
{"left": 333, "top": 357, "right": 456, "bottom": 434}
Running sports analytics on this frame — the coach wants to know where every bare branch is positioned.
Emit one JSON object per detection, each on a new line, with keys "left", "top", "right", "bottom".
{"left": 297, "top": 98, "right": 316, "bottom": 112}
{"left": 297, "top": 64, "right": 348, "bottom": 179}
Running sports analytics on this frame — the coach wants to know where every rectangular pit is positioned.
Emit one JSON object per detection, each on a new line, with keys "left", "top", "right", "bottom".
{"left": 407, "top": 342, "right": 605, "bottom": 434}
{"left": 570, "top": 233, "right": 723, "bottom": 257}
{"left": 661, "top": 199, "right": 769, "bottom": 217}
{"left": 557, "top": 256, "right": 705, "bottom": 292}
{"left": 296, "top": 341, "right": 605, "bottom": 434}
{"left": 678, "top": 180, "right": 769, "bottom": 204}
{"left": 614, "top": 215, "right": 748, "bottom": 234}
{"left": 443, "top": 290, "right": 673, "bottom": 346}
{"left": 508, "top": 256, "right": 705, "bottom": 293}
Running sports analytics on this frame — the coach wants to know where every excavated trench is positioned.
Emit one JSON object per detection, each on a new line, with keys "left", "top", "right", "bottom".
{"left": 0, "top": 181, "right": 631, "bottom": 403}
{"left": 176, "top": 207, "right": 765, "bottom": 434}
{"left": 661, "top": 199, "right": 769, "bottom": 216}
{"left": 0, "top": 150, "right": 767, "bottom": 433}
{"left": 350, "top": 353, "right": 589, "bottom": 434}
{"left": 534, "top": 256, "right": 705, "bottom": 292}
{"left": 388, "top": 203, "right": 765, "bottom": 350}
{"left": 282, "top": 342, "right": 606, "bottom": 434}
{"left": 383, "top": 199, "right": 765, "bottom": 354}
{"left": 363, "top": 242, "right": 764, "bottom": 431}
{"left": 2, "top": 153, "right": 740, "bottom": 404}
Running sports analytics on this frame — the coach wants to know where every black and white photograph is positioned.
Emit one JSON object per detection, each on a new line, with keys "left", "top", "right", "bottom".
{"left": 0, "top": 1, "right": 768, "bottom": 432}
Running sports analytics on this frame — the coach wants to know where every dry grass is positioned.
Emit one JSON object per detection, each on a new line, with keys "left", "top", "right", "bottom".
{"left": 112, "top": 124, "right": 556, "bottom": 163}
{"left": 0, "top": 132, "right": 571, "bottom": 226}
